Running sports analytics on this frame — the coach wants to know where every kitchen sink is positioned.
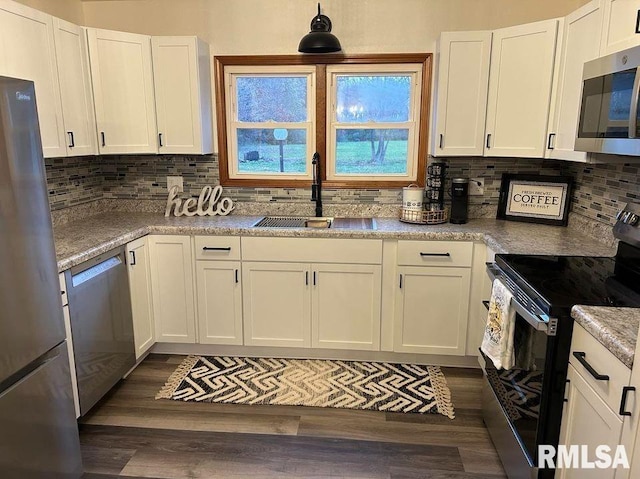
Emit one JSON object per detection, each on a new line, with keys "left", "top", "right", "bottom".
{"left": 252, "top": 216, "right": 333, "bottom": 228}
{"left": 252, "top": 216, "right": 376, "bottom": 230}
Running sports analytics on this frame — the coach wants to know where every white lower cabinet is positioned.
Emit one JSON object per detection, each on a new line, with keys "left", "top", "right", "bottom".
{"left": 557, "top": 364, "right": 623, "bottom": 479}
{"left": 394, "top": 266, "right": 471, "bottom": 355}
{"left": 312, "top": 264, "right": 382, "bottom": 351}
{"left": 558, "top": 323, "right": 635, "bottom": 478}
{"left": 242, "top": 262, "right": 311, "bottom": 348}
{"left": 126, "top": 237, "right": 155, "bottom": 358}
{"left": 148, "top": 235, "right": 196, "bottom": 343}
{"left": 196, "top": 260, "right": 243, "bottom": 345}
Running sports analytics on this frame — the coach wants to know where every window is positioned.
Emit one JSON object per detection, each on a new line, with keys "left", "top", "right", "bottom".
{"left": 215, "top": 55, "right": 431, "bottom": 188}
{"left": 327, "top": 64, "right": 422, "bottom": 182}
{"left": 225, "top": 66, "right": 316, "bottom": 180}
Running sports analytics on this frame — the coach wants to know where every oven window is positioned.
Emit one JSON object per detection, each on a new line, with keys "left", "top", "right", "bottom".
{"left": 578, "top": 68, "right": 636, "bottom": 139}
{"left": 484, "top": 315, "right": 548, "bottom": 461}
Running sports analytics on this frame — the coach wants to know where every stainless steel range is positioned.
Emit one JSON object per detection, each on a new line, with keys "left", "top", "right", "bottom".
{"left": 482, "top": 202, "right": 640, "bottom": 479}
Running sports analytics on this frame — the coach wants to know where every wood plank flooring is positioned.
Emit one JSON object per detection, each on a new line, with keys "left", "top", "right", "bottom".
{"left": 79, "top": 354, "right": 506, "bottom": 478}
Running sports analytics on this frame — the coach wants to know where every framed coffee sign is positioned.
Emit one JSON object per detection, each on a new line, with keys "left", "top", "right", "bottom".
{"left": 497, "top": 174, "right": 573, "bottom": 226}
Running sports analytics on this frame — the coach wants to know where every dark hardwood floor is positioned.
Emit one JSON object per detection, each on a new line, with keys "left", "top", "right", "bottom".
{"left": 79, "top": 354, "right": 506, "bottom": 478}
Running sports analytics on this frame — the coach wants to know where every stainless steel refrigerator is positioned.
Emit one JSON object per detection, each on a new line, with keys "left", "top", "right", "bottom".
{"left": 0, "top": 76, "right": 83, "bottom": 477}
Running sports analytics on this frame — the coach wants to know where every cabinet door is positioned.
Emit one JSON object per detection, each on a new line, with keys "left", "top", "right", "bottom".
{"left": 87, "top": 28, "right": 158, "bottom": 154}
{"left": 196, "top": 260, "right": 243, "bottom": 345}
{"left": 394, "top": 266, "right": 470, "bottom": 355}
{"left": 557, "top": 364, "right": 623, "bottom": 479}
{"left": 126, "top": 237, "right": 155, "bottom": 358}
{"left": 601, "top": 0, "right": 640, "bottom": 55}
{"left": 546, "top": 1, "right": 602, "bottom": 163}
{"left": 0, "top": 0, "right": 66, "bottom": 157}
{"left": 242, "top": 262, "right": 311, "bottom": 348}
{"left": 485, "top": 19, "right": 559, "bottom": 158}
{"left": 53, "top": 19, "right": 97, "bottom": 156}
{"left": 152, "top": 36, "right": 213, "bottom": 155}
{"left": 432, "top": 31, "right": 492, "bottom": 157}
{"left": 311, "top": 264, "right": 382, "bottom": 351}
{"left": 148, "top": 235, "right": 195, "bottom": 343}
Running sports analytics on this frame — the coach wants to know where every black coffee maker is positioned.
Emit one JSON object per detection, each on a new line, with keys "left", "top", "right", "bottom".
{"left": 450, "top": 178, "right": 469, "bottom": 224}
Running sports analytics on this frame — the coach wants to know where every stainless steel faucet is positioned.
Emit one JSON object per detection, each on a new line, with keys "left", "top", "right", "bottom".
{"left": 311, "top": 152, "right": 322, "bottom": 217}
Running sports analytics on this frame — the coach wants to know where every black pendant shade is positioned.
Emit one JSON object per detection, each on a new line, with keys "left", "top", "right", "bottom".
{"left": 298, "top": 3, "right": 342, "bottom": 53}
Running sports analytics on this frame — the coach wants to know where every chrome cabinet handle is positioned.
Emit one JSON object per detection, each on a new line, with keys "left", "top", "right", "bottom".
{"left": 439, "top": 134, "right": 444, "bottom": 149}
{"left": 67, "top": 131, "right": 75, "bottom": 148}
{"left": 420, "top": 252, "right": 450, "bottom": 257}
{"left": 482, "top": 300, "right": 490, "bottom": 310}
{"left": 101, "top": 131, "right": 106, "bottom": 147}
{"left": 636, "top": 10, "right": 640, "bottom": 33}
{"left": 572, "top": 352, "right": 609, "bottom": 381}
{"left": 159, "top": 133, "right": 163, "bottom": 147}
{"left": 305, "top": 271, "right": 309, "bottom": 286}
{"left": 486, "top": 133, "right": 491, "bottom": 149}
{"left": 620, "top": 386, "right": 636, "bottom": 416}
{"left": 235, "top": 269, "right": 239, "bottom": 284}
{"left": 202, "top": 247, "right": 231, "bottom": 251}
{"left": 399, "top": 274, "right": 403, "bottom": 289}
{"left": 547, "top": 133, "right": 555, "bottom": 150}
{"left": 129, "top": 251, "right": 136, "bottom": 266}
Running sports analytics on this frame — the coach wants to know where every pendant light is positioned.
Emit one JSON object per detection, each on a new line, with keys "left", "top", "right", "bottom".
{"left": 298, "top": 3, "right": 342, "bottom": 53}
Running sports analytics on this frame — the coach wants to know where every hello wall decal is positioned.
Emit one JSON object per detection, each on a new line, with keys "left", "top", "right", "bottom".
{"left": 165, "top": 185, "right": 234, "bottom": 217}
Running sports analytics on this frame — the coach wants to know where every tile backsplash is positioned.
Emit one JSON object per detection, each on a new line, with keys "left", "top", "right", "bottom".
{"left": 45, "top": 153, "right": 639, "bottom": 228}
{"left": 45, "top": 156, "right": 103, "bottom": 210}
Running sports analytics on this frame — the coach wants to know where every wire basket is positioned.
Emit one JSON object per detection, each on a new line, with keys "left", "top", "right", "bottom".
{"left": 400, "top": 207, "right": 448, "bottom": 225}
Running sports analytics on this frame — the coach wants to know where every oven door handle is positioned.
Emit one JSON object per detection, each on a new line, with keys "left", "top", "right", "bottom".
{"left": 485, "top": 263, "right": 558, "bottom": 336}
{"left": 509, "top": 295, "right": 556, "bottom": 335}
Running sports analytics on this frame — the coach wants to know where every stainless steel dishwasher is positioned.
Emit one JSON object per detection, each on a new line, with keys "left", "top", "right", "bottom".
{"left": 65, "top": 246, "right": 135, "bottom": 416}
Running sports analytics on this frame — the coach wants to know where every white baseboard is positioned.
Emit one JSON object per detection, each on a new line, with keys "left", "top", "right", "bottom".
{"left": 150, "top": 342, "right": 481, "bottom": 368}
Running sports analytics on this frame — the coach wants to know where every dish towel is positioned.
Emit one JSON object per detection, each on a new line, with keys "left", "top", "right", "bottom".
{"left": 481, "top": 278, "right": 516, "bottom": 370}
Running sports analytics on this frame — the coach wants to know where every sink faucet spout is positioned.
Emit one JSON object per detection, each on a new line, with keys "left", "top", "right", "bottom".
{"left": 311, "top": 152, "right": 322, "bottom": 217}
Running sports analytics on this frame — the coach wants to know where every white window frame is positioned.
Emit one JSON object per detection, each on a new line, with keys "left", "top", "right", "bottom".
{"left": 224, "top": 65, "right": 316, "bottom": 181}
{"left": 325, "top": 64, "right": 423, "bottom": 182}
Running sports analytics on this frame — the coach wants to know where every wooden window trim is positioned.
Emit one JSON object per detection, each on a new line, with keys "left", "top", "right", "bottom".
{"left": 214, "top": 54, "right": 431, "bottom": 189}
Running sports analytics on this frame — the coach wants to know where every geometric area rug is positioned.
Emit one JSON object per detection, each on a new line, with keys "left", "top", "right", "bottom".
{"left": 156, "top": 355, "right": 455, "bottom": 419}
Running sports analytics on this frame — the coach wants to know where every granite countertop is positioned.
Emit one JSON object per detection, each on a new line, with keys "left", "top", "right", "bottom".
{"left": 53, "top": 212, "right": 618, "bottom": 272}
{"left": 55, "top": 211, "right": 639, "bottom": 365}
{"left": 571, "top": 306, "right": 640, "bottom": 369}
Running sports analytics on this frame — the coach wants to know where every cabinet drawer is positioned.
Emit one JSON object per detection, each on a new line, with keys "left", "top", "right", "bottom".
{"left": 569, "top": 324, "right": 631, "bottom": 414}
{"left": 194, "top": 236, "right": 241, "bottom": 261}
{"left": 241, "top": 237, "right": 382, "bottom": 264}
{"left": 59, "top": 273, "right": 68, "bottom": 307}
{"left": 397, "top": 241, "right": 472, "bottom": 267}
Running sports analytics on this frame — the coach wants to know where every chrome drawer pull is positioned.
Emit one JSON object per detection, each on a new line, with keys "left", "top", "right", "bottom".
{"left": 572, "top": 352, "right": 610, "bottom": 381}
{"left": 420, "top": 252, "right": 451, "bottom": 257}
{"left": 202, "top": 247, "right": 231, "bottom": 251}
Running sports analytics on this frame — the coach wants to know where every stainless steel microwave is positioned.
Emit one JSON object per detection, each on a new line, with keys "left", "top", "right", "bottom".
{"left": 576, "top": 45, "right": 640, "bottom": 156}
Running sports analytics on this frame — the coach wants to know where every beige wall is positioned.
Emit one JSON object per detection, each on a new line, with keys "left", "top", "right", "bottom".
{"left": 13, "top": 0, "right": 83, "bottom": 23}
{"left": 81, "top": 0, "right": 588, "bottom": 55}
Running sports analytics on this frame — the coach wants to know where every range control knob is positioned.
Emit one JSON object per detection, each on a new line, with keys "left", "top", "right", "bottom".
{"left": 617, "top": 209, "right": 627, "bottom": 221}
{"left": 628, "top": 214, "right": 639, "bottom": 227}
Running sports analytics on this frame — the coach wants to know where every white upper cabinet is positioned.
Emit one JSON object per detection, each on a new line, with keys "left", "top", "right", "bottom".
{"left": 152, "top": 36, "right": 213, "bottom": 155}
{"left": 600, "top": 0, "right": 640, "bottom": 55}
{"left": 87, "top": 28, "right": 158, "bottom": 154}
{"left": 53, "top": 19, "right": 98, "bottom": 156}
{"left": 546, "top": 1, "right": 602, "bottom": 162}
{"left": 485, "top": 19, "right": 560, "bottom": 158}
{"left": 0, "top": 0, "right": 66, "bottom": 157}
{"left": 432, "top": 31, "right": 492, "bottom": 157}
